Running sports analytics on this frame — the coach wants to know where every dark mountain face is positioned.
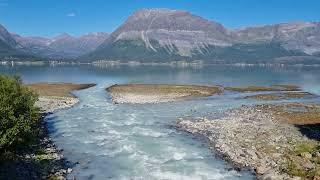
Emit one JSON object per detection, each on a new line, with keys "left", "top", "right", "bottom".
{"left": 0, "top": 39, "right": 20, "bottom": 58}
{"left": 0, "top": 24, "right": 20, "bottom": 48}
{"left": 0, "top": 25, "right": 35, "bottom": 59}
{"left": 87, "top": 8, "right": 319, "bottom": 62}
{"left": 13, "top": 32, "right": 109, "bottom": 59}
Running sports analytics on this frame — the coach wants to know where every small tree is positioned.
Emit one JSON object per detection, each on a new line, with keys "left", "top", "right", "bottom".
{"left": 0, "top": 75, "right": 39, "bottom": 154}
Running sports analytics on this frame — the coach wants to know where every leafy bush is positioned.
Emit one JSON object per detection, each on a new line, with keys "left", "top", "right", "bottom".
{"left": 0, "top": 75, "right": 39, "bottom": 154}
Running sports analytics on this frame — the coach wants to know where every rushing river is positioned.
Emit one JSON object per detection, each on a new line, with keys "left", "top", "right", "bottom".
{"left": 1, "top": 64, "right": 320, "bottom": 179}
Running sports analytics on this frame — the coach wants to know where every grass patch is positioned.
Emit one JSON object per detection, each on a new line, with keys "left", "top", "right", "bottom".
{"left": 225, "top": 84, "right": 301, "bottom": 92}
{"left": 283, "top": 142, "right": 320, "bottom": 179}
{"left": 25, "top": 83, "right": 96, "bottom": 97}
{"left": 259, "top": 103, "right": 320, "bottom": 125}
{"left": 245, "top": 92, "right": 314, "bottom": 101}
{"left": 295, "top": 142, "right": 319, "bottom": 155}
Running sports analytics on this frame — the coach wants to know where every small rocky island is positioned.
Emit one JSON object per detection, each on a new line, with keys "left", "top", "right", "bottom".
{"left": 106, "top": 84, "right": 222, "bottom": 104}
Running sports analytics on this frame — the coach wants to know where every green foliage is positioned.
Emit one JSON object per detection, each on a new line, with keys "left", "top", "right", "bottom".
{"left": 0, "top": 75, "right": 39, "bottom": 154}
{"left": 295, "top": 142, "right": 319, "bottom": 155}
{"left": 283, "top": 142, "right": 320, "bottom": 178}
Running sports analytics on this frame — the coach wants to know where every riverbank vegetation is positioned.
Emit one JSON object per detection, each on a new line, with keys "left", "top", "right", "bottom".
{"left": 0, "top": 76, "right": 75, "bottom": 179}
{"left": 0, "top": 75, "right": 39, "bottom": 156}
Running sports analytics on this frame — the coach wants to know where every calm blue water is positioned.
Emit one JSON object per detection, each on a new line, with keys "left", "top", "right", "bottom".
{"left": 1, "top": 64, "right": 320, "bottom": 179}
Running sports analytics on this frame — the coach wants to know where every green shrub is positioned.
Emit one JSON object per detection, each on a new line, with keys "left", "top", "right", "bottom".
{"left": 0, "top": 75, "right": 39, "bottom": 154}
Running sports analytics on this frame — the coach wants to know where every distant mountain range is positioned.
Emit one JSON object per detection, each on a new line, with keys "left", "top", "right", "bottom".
{"left": 1, "top": 8, "right": 320, "bottom": 64}
{"left": 12, "top": 32, "right": 109, "bottom": 59}
{"left": 0, "top": 23, "right": 109, "bottom": 60}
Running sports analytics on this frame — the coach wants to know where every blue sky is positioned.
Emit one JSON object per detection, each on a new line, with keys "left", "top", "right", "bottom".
{"left": 0, "top": 0, "right": 319, "bottom": 37}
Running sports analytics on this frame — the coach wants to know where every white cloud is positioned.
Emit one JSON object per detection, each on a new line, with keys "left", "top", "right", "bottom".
{"left": 67, "top": 12, "right": 76, "bottom": 17}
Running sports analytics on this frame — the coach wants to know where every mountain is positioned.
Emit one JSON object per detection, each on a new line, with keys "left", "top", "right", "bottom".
{"left": 13, "top": 32, "right": 109, "bottom": 59}
{"left": 1, "top": 22, "right": 109, "bottom": 60}
{"left": 0, "top": 24, "right": 20, "bottom": 48}
{"left": 234, "top": 22, "right": 320, "bottom": 55}
{"left": 85, "top": 8, "right": 233, "bottom": 61}
{"left": 1, "top": 8, "right": 320, "bottom": 63}
{"left": 0, "top": 24, "right": 35, "bottom": 60}
{"left": 85, "top": 8, "right": 319, "bottom": 63}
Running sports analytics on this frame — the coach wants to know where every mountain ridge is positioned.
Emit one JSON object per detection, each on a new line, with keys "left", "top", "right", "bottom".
{"left": 1, "top": 8, "right": 320, "bottom": 63}
{"left": 85, "top": 8, "right": 320, "bottom": 63}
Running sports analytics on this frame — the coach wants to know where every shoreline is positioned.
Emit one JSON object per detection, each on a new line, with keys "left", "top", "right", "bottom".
{"left": 33, "top": 84, "right": 97, "bottom": 179}
{"left": 0, "top": 83, "right": 95, "bottom": 179}
{"left": 37, "top": 96, "right": 80, "bottom": 179}
{"left": 2, "top": 60, "right": 320, "bottom": 68}
{"left": 177, "top": 104, "right": 320, "bottom": 179}
{"left": 0, "top": 96, "right": 78, "bottom": 179}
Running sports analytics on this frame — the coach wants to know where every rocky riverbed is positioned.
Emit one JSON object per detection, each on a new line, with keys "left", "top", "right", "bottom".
{"left": 177, "top": 105, "right": 320, "bottom": 179}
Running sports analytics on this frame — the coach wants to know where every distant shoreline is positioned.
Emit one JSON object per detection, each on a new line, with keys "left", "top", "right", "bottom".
{"left": 1, "top": 60, "right": 320, "bottom": 67}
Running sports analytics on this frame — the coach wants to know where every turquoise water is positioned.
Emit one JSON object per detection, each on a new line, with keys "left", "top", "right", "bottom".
{"left": 1, "top": 64, "right": 320, "bottom": 179}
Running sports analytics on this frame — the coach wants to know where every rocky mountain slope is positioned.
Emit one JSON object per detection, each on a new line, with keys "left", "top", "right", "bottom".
{"left": 86, "top": 8, "right": 320, "bottom": 63}
{"left": 235, "top": 22, "right": 320, "bottom": 55}
{"left": 0, "top": 24, "right": 20, "bottom": 48}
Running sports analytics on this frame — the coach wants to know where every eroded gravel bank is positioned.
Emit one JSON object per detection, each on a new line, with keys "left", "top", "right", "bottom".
{"left": 177, "top": 105, "right": 320, "bottom": 179}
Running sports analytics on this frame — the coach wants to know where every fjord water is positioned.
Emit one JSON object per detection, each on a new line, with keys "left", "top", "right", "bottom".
{"left": 1, "top": 65, "right": 320, "bottom": 179}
